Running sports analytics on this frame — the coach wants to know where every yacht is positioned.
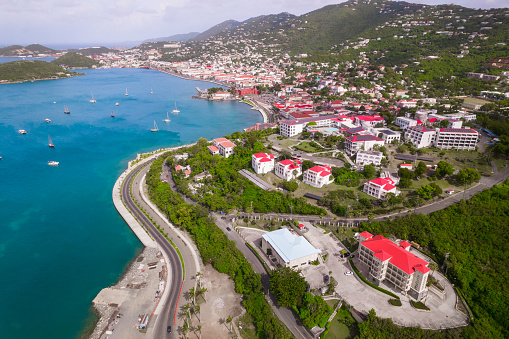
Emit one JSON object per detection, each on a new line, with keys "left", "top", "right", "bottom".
{"left": 116, "top": 102, "right": 119, "bottom": 106}
{"left": 45, "top": 118, "right": 51, "bottom": 123}
{"left": 151, "top": 121, "right": 159, "bottom": 132}
{"left": 171, "top": 102, "right": 180, "bottom": 114}
{"left": 48, "top": 161, "right": 59, "bottom": 166}
{"left": 18, "top": 129, "right": 27, "bottom": 134}
{"left": 163, "top": 112, "right": 171, "bottom": 123}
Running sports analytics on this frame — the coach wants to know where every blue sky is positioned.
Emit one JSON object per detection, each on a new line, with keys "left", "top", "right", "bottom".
{"left": 0, "top": 0, "right": 506, "bottom": 47}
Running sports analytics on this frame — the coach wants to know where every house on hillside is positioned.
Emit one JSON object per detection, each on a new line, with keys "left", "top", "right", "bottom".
{"left": 303, "top": 165, "right": 334, "bottom": 188}
{"left": 275, "top": 159, "right": 302, "bottom": 181}
{"left": 252, "top": 152, "right": 275, "bottom": 174}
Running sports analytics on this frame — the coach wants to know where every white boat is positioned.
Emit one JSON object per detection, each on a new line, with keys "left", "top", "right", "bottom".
{"left": 163, "top": 112, "right": 171, "bottom": 123}
{"left": 115, "top": 102, "right": 119, "bottom": 106}
{"left": 171, "top": 102, "right": 180, "bottom": 114}
{"left": 48, "top": 161, "right": 59, "bottom": 166}
{"left": 18, "top": 129, "right": 27, "bottom": 134}
{"left": 45, "top": 118, "right": 51, "bottom": 123}
{"left": 48, "top": 135, "right": 55, "bottom": 148}
{"left": 150, "top": 88, "right": 153, "bottom": 94}
{"left": 151, "top": 121, "right": 159, "bottom": 132}
{"left": 90, "top": 91, "right": 96, "bottom": 103}
{"left": 53, "top": 101, "right": 56, "bottom": 104}
{"left": 125, "top": 88, "right": 128, "bottom": 96}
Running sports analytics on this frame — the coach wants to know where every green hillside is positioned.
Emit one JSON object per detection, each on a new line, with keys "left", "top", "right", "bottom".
{"left": 51, "top": 52, "right": 100, "bottom": 68}
{"left": 65, "top": 47, "right": 114, "bottom": 56}
{"left": 192, "top": 20, "right": 242, "bottom": 41}
{"left": 0, "top": 60, "right": 80, "bottom": 83}
{"left": 0, "top": 44, "right": 56, "bottom": 56}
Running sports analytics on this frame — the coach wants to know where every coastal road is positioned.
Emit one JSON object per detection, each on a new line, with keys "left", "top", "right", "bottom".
{"left": 121, "top": 160, "right": 183, "bottom": 338}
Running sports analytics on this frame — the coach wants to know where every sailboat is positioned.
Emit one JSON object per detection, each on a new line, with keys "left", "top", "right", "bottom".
{"left": 172, "top": 102, "right": 180, "bottom": 114}
{"left": 151, "top": 121, "right": 159, "bottom": 132}
{"left": 64, "top": 105, "right": 70, "bottom": 114}
{"left": 125, "top": 88, "right": 128, "bottom": 96}
{"left": 48, "top": 135, "right": 55, "bottom": 148}
{"left": 150, "top": 88, "right": 153, "bottom": 94}
{"left": 163, "top": 112, "right": 171, "bottom": 123}
{"left": 111, "top": 109, "right": 115, "bottom": 117}
{"left": 90, "top": 91, "right": 96, "bottom": 103}
{"left": 116, "top": 102, "right": 119, "bottom": 106}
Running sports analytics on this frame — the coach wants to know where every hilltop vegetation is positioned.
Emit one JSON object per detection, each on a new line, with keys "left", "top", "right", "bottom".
{"left": 65, "top": 47, "right": 116, "bottom": 57}
{"left": 0, "top": 44, "right": 56, "bottom": 56}
{"left": 51, "top": 52, "right": 100, "bottom": 68}
{"left": 0, "top": 60, "right": 80, "bottom": 83}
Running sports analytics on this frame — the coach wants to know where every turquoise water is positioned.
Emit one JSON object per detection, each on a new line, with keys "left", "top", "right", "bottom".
{"left": 0, "top": 65, "right": 261, "bottom": 338}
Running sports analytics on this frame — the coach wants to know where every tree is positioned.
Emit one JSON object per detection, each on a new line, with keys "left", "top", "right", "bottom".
{"left": 269, "top": 266, "right": 307, "bottom": 307}
{"left": 363, "top": 164, "right": 377, "bottom": 179}
{"left": 440, "top": 119, "right": 450, "bottom": 128}
{"left": 301, "top": 160, "right": 316, "bottom": 172}
{"left": 416, "top": 184, "right": 435, "bottom": 200}
{"left": 399, "top": 177, "right": 413, "bottom": 188}
{"left": 398, "top": 167, "right": 414, "bottom": 180}
{"left": 282, "top": 180, "right": 299, "bottom": 192}
{"left": 414, "top": 161, "right": 428, "bottom": 177}
{"left": 456, "top": 168, "right": 481, "bottom": 185}
{"left": 435, "top": 161, "right": 454, "bottom": 178}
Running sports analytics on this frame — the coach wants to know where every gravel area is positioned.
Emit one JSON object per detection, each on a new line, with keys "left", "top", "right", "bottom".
{"left": 89, "top": 247, "right": 166, "bottom": 339}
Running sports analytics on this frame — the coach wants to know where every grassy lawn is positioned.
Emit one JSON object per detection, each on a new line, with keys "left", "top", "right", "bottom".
{"left": 324, "top": 304, "right": 358, "bottom": 339}
{"left": 462, "top": 97, "right": 490, "bottom": 105}
{"left": 326, "top": 299, "right": 340, "bottom": 309}
{"left": 280, "top": 139, "right": 299, "bottom": 148}
{"left": 294, "top": 141, "right": 323, "bottom": 153}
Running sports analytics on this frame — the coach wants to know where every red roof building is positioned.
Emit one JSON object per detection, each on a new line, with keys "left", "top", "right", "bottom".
{"left": 303, "top": 165, "right": 334, "bottom": 188}
{"left": 252, "top": 152, "right": 275, "bottom": 174}
{"left": 363, "top": 177, "right": 399, "bottom": 199}
{"left": 358, "top": 233, "right": 431, "bottom": 300}
{"left": 275, "top": 159, "right": 302, "bottom": 181}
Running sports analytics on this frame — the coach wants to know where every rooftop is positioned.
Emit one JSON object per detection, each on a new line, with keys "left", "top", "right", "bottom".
{"left": 262, "top": 228, "right": 321, "bottom": 263}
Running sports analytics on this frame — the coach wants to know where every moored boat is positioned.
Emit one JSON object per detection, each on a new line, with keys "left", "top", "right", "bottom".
{"left": 48, "top": 161, "right": 59, "bottom": 166}
{"left": 18, "top": 129, "right": 27, "bottom": 134}
{"left": 151, "top": 121, "right": 159, "bottom": 132}
{"left": 64, "top": 105, "right": 70, "bottom": 114}
{"left": 90, "top": 91, "right": 96, "bottom": 103}
{"left": 48, "top": 135, "right": 55, "bottom": 148}
{"left": 172, "top": 102, "right": 180, "bottom": 114}
{"left": 45, "top": 118, "right": 51, "bottom": 123}
{"left": 163, "top": 112, "right": 171, "bottom": 123}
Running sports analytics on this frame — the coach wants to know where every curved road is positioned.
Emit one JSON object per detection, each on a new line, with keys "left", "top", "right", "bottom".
{"left": 121, "top": 160, "right": 183, "bottom": 338}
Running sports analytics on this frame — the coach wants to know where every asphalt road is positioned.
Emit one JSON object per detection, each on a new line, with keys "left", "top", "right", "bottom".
{"left": 122, "top": 160, "right": 183, "bottom": 338}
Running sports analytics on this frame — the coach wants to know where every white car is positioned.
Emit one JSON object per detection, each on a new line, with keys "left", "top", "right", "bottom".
{"left": 344, "top": 271, "right": 353, "bottom": 276}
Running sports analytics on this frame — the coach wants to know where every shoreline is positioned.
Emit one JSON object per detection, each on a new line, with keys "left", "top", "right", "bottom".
{"left": 0, "top": 73, "right": 84, "bottom": 85}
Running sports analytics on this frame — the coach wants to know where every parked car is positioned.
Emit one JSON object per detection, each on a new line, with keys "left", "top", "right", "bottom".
{"left": 324, "top": 275, "right": 329, "bottom": 283}
{"left": 344, "top": 271, "right": 353, "bottom": 276}
{"left": 167, "top": 326, "right": 172, "bottom": 333}
{"left": 344, "top": 252, "right": 351, "bottom": 257}
{"left": 226, "top": 227, "right": 231, "bottom": 231}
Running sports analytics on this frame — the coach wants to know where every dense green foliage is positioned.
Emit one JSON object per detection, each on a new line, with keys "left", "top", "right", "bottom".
{"left": 51, "top": 52, "right": 100, "bottom": 68}
{"left": 147, "top": 156, "right": 292, "bottom": 338}
{"left": 362, "top": 180, "right": 509, "bottom": 338}
{"left": 170, "top": 131, "right": 326, "bottom": 216}
{"left": 0, "top": 60, "right": 78, "bottom": 82}
{"left": 295, "top": 293, "right": 333, "bottom": 329}
{"left": 269, "top": 266, "right": 307, "bottom": 307}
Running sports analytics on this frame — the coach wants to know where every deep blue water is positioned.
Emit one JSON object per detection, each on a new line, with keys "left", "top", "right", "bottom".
{"left": 0, "top": 65, "right": 261, "bottom": 338}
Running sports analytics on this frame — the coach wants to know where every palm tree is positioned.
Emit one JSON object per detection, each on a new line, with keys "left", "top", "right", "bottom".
{"left": 226, "top": 316, "right": 232, "bottom": 333}
{"left": 195, "top": 324, "right": 202, "bottom": 339}
{"left": 197, "top": 286, "right": 208, "bottom": 303}
{"left": 194, "top": 305, "right": 201, "bottom": 322}
{"left": 188, "top": 287, "right": 196, "bottom": 305}
{"left": 181, "top": 319, "right": 190, "bottom": 338}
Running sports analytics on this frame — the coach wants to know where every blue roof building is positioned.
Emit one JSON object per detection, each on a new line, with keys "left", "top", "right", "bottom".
{"left": 261, "top": 228, "right": 321, "bottom": 268}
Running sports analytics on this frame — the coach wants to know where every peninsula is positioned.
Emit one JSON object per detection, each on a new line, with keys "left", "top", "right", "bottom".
{"left": 0, "top": 60, "right": 83, "bottom": 84}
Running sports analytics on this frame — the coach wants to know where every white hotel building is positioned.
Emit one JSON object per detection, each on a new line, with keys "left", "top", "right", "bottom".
{"left": 358, "top": 232, "right": 430, "bottom": 301}
{"left": 275, "top": 159, "right": 302, "bottom": 181}
{"left": 434, "top": 128, "right": 479, "bottom": 150}
{"left": 251, "top": 152, "right": 275, "bottom": 174}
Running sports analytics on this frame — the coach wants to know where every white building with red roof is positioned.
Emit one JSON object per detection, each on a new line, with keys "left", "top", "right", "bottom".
{"left": 358, "top": 232, "right": 430, "bottom": 300}
{"left": 207, "top": 145, "right": 219, "bottom": 156}
{"left": 363, "top": 177, "right": 399, "bottom": 199}
{"left": 213, "top": 138, "right": 236, "bottom": 158}
{"left": 355, "top": 115, "right": 385, "bottom": 128}
{"left": 275, "top": 159, "right": 302, "bottom": 181}
{"left": 303, "top": 165, "right": 334, "bottom": 188}
{"left": 252, "top": 152, "right": 275, "bottom": 174}
{"left": 345, "top": 134, "right": 385, "bottom": 155}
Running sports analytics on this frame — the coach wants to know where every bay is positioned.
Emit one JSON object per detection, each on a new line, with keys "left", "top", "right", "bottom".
{"left": 0, "top": 65, "right": 261, "bottom": 338}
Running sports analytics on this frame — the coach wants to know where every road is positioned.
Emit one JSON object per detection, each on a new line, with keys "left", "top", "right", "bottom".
{"left": 161, "top": 161, "right": 313, "bottom": 339}
{"left": 121, "top": 160, "right": 183, "bottom": 338}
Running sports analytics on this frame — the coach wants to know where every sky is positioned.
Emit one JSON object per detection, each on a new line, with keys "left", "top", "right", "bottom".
{"left": 0, "top": 0, "right": 506, "bottom": 47}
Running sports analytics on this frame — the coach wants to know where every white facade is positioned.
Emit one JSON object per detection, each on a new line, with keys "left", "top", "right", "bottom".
{"left": 275, "top": 159, "right": 302, "bottom": 181}
{"left": 214, "top": 138, "right": 236, "bottom": 158}
{"left": 374, "top": 128, "right": 401, "bottom": 143}
{"left": 345, "top": 135, "right": 385, "bottom": 155}
{"left": 405, "top": 126, "right": 436, "bottom": 148}
{"left": 395, "top": 116, "right": 418, "bottom": 130}
{"left": 303, "top": 165, "right": 334, "bottom": 188}
{"left": 363, "top": 177, "right": 399, "bottom": 199}
{"left": 434, "top": 128, "right": 479, "bottom": 150}
{"left": 356, "top": 150, "right": 383, "bottom": 166}
{"left": 251, "top": 152, "right": 275, "bottom": 174}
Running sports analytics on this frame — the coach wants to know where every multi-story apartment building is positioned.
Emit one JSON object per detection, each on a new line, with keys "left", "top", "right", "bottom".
{"left": 355, "top": 115, "right": 385, "bottom": 128}
{"left": 434, "top": 128, "right": 479, "bottom": 150}
{"left": 251, "top": 152, "right": 275, "bottom": 174}
{"left": 373, "top": 128, "right": 401, "bottom": 143}
{"left": 405, "top": 126, "right": 436, "bottom": 148}
{"left": 395, "top": 116, "right": 418, "bottom": 130}
{"left": 275, "top": 159, "right": 302, "bottom": 181}
{"left": 345, "top": 135, "right": 385, "bottom": 155}
{"left": 356, "top": 150, "right": 383, "bottom": 166}
{"left": 358, "top": 232, "right": 430, "bottom": 300}
{"left": 279, "top": 116, "right": 338, "bottom": 137}
{"left": 303, "top": 165, "right": 334, "bottom": 188}
{"left": 213, "top": 138, "right": 236, "bottom": 158}
{"left": 363, "top": 177, "right": 399, "bottom": 199}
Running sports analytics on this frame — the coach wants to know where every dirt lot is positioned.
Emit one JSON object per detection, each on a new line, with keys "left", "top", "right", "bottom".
{"left": 185, "top": 264, "right": 245, "bottom": 339}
